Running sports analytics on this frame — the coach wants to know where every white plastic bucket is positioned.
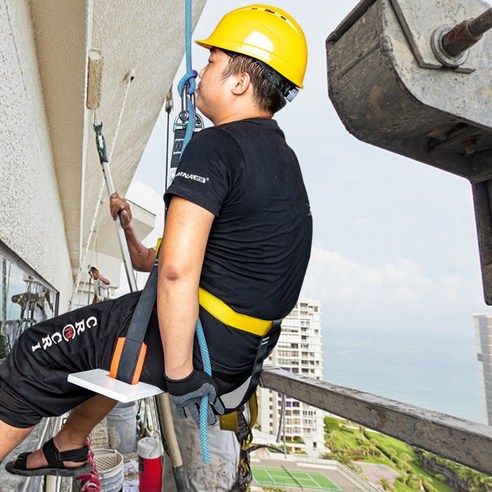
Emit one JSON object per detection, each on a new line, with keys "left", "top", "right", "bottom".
{"left": 93, "top": 448, "right": 124, "bottom": 492}
{"left": 106, "top": 401, "right": 137, "bottom": 453}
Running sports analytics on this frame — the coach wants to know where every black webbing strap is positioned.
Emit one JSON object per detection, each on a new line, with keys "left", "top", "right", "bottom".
{"left": 116, "top": 115, "right": 203, "bottom": 384}
{"left": 115, "top": 260, "right": 158, "bottom": 383}
{"left": 248, "top": 320, "right": 281, "bottom": 399}
{"left": 225, "top": 319, "right": 282, "bottom": 411}
{"left": 168, "top": 115, "right": 203, "bottom": 187}
{"left": 170, "top": 127, "right": 186, "bottom": 174}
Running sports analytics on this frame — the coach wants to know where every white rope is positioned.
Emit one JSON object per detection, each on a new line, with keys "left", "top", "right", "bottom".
{"left": 1, "top": 259, "right": 7, "bottom": 332}
{"left": 70, "top": 73, "right": 134, "bottom": 307}
{"left": 107, "top": 72, "right": 133, "bottom": 164}
{"left": 70, "top": 183, "right": 105, "bottom": 308}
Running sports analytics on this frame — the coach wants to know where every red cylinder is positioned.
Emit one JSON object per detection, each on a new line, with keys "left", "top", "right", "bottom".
{"left": 138, "top": 437, "right": 162, "bottom": 492}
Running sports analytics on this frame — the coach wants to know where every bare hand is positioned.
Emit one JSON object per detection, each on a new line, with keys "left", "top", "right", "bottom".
{"left": 110, "top": 192, "right": 133, "bottom": 229}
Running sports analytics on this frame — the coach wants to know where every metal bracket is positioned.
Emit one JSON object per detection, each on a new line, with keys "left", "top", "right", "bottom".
{"left": 388, "top": 0, "right": 484, "bottom": 72}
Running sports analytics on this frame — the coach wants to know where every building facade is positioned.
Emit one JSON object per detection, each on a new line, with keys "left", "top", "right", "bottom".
{"left": 474, "top": 314, "right": 492, "bottom": 425}
{"left": 258, "top": 299, "right": 325, "bottom": 456}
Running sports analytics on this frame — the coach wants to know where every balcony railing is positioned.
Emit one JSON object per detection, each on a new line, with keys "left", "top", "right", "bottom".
{"left": 260, "top": 365, "right": 492, "bottom": 476}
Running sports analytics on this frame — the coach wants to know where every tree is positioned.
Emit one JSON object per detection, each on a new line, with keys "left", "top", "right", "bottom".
{"left": 379, "top": 478, "right": 395, "bottom": 491}
{"left": 421, "top": 479, "right": 437, "bottom": 492}
{"left": 333, "top": 446, "right": 353, "bottom": 467}
{"left": 325, "top": 430, "right": 338, "bottom": 453}
{"left": 387, "top": 448, "right": 398, "bottom": 464}
{"left": 398, "top": 453, "right": 412, "bottom": 485}
{"left": 367, "top": 441, "right": 380, "bottom": 457}
{"left": 359, "top": 442, "right": 371, "bottom": 457}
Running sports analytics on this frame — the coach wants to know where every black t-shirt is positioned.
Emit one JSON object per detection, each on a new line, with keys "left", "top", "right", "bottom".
{"left": 165, "top": 118, "right": 312, "bottom": 320}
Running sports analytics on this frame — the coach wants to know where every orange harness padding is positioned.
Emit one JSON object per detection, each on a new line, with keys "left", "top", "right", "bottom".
{"left": 109, "top": 337, "right": 147, "bottom": 385}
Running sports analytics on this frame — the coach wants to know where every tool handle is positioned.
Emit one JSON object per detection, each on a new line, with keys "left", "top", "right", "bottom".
{"left": 158, "top": 393, "right": 190, "bottom": 491}
{"left": 94, "top": 123, "right": 138, "bottom": 292}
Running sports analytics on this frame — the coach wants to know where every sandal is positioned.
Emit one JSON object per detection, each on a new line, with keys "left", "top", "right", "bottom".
{"left": 5, "top": 437, "right": 92, "bottom": 477}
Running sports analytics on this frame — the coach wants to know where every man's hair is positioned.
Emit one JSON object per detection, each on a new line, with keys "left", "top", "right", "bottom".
{"left": 221, "top": 53, "right": 287, "bottom": 114}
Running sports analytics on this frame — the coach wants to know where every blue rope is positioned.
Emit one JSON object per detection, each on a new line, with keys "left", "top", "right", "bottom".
{"left": 177, "top": 70, "right": 197, "bottom": 153}
{"left": 177, "top": 0, "right": 211, "bottom": 465}
{"left": 177, "top": 0, "right": 198, "bottom": 156}
{"left": 196, "top": 317, "right": 211, "bottom": 463}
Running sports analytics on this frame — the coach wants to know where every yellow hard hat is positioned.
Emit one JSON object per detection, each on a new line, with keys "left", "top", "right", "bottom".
{"left": 196, "top": 4, "right": 307, "bottom": 89}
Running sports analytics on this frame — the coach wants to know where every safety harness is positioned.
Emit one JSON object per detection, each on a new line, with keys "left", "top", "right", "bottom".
{"left": 109, "top": 228, "right": 279, "bottom": 480}
{"left": 109, "top": 273, "right": 280, "bottom": 408}
{"left": 109, "top": 271, "right": 278, "bottom": 488}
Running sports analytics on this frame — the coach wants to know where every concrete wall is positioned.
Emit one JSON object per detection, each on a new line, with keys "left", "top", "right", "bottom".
{"left": 0, "top": 0, "right": 73, "bottom": 307}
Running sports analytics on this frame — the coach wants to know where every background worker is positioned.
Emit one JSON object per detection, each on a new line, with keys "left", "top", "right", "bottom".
{"left": 0, "top": 6, "right": 312, "bottom": 492}
{"left": 109, "top": 193, "right": 156, "bottom": 272}
{"left": 88, "top": 266, "right": 111, "bottom": 304}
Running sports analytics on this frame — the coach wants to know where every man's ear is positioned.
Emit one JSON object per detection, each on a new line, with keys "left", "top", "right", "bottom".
{"left": 231, "top": 72, "right": 251, "bottom": 96}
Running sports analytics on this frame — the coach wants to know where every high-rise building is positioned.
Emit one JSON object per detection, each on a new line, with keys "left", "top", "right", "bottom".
{"left": 258, "top": 299, "right": 325, "bottom": 456}
{"left": 473, "top": 314, "right": 492, "bottom": 425}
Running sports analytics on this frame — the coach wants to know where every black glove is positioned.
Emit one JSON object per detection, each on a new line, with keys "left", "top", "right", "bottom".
{"left": 166, "top": 369, "right": 225, "bottom": 426}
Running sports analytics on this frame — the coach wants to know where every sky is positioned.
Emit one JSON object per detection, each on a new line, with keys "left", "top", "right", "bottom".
{"left": 128, "top": 1, "right": 492, "bottom": 417}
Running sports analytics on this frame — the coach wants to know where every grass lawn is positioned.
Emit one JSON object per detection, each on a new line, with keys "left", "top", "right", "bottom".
{"left": 366, "top": 432, "right": 453, "bottom": 492}
{"left": 324, "top": 416, "right": 455, "bottom": 492}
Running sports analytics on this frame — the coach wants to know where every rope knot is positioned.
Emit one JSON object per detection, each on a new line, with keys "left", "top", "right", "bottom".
{"left": 178, "top": 70, "right": 197, "bottom": 97}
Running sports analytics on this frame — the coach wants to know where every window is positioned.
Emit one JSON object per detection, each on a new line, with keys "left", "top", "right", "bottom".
{"left": 0, "top": 246, "right": 58, "bottom": 355}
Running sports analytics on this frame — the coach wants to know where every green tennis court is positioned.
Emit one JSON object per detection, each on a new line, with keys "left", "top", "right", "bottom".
{"left": 252, "top": 467, "right": 342, "bottom": 490}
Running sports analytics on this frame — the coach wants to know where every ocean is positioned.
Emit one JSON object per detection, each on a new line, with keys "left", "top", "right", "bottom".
{"left": 323, "top": 325, "right": 484, "bottom": 423}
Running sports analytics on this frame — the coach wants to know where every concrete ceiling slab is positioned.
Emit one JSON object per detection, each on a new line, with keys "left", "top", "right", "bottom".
{"left": 30, "top": 0, "right": 206, "bottom": 270}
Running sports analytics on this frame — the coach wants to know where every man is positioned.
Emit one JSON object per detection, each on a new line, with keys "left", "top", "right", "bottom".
{"left": 88, "top": 267, "right": 111, "bottom": 304}
{"left": 0, "top": 4, "right": 312, "bottom": 489}
{"left": 108, "top": 194, "right": 157, "bottom": 272}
